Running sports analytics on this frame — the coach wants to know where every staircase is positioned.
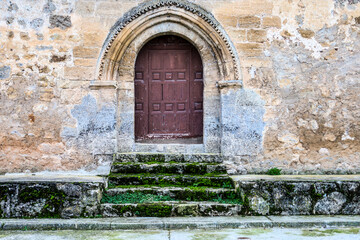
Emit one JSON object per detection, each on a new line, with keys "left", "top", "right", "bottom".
{"left": 100, "top": 153, "right": 243, "bottom": 217}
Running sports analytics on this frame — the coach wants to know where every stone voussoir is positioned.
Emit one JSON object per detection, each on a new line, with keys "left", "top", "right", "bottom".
{"left": 100, "top": 202, "right": 242, "bottom": 217}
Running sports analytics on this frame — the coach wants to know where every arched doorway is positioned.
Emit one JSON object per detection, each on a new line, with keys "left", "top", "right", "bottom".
{"left": 134, "top": 35, "right": 203, "bottom": 141}
{"left": 94, "top": 0, "right": 244, "bottom": 153}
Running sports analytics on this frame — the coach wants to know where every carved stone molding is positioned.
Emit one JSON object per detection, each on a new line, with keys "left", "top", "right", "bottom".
{"left": 217, "top": 80, "right": 243, "bottom": 89}
{"left": 89, "top": 81, "right": 117, "bottom": 89}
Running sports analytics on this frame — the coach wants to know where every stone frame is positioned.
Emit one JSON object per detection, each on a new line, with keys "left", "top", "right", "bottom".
{"left": 91, "top": 0, "right": 243, "bottom": 153}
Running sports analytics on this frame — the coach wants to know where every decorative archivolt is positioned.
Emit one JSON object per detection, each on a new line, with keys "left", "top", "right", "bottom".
{"left": 95, "top": 0, "right": 242, "bottom": 84}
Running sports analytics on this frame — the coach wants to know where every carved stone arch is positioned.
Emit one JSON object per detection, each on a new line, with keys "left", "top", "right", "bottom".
{"left": 94, "top": 0, "right": 242, "bottom": 84}
{"left": 91, "top": 0, "right": 244, "bottom": 153}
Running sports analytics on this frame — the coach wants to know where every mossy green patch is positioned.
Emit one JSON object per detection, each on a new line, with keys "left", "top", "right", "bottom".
{"left": 236, "top": 228, "right": 272, "bottom": 236}
{"left": 101, "top": 192, "right": 175, "bottom": 204}
{"left": 267, "top": 168, "right": 281, "bottom": 175}
{"left": 18, "top": 185, "right": 66, "bottom": 218}
{"left": 301, "top": 228, "right": 360, "bottom": 237}
{"left": 111, "top": 162, "right": 226, "bottom": 175}
{"left": 108, "top": 173, "right": 233, "bottom": 188}
{"left": 102, "top": 189, "right": 242, "bottom": 204}
{"left": 111, "top": 203, "right": 173, "bottom": 217}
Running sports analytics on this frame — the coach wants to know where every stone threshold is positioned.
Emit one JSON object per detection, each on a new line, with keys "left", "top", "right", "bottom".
{"left": 1, "top": 216, "right": 360, "bottom": 230}
{"left": 231, "top": 174, "right": 360, "bottom": 182}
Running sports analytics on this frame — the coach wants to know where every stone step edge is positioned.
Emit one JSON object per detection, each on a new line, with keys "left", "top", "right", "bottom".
{"left": 102, "top": 188, "right": 238, "bottom": 202}
{"left": 2, "top": 216, "right": 360, "bottom": 230}
{"left": 112, "top": 162, "right": 225, "bottom": 166}
{"left": 114, "top": 153, "right": 222, "bottom": 163}
{"left": 108, "top": 173, "right": 229, "bottom": 178}
{"left": 101, "top": 202, "right": 242, "bottom": 217}
{"left": 110, "top": 162, "right": 227, "bottom": 174}
{"left": 105, "top": 187, "right": 235, "bottom": 193}
{"left": 231, "top": 174, "right": 360, "bottom": 182}
{"left": 115, "top": 152, "right": 221, "bottom": 156}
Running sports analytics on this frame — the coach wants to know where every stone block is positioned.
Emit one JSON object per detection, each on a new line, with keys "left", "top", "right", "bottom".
{"left": 238, "top": 16, "right": 261, "bottom": 28}
{"left": 20, "top": 32, "right": 30, "bottom": 40}
{"left": 236, "top": 43, "right": 264, "bottom": 57}
{"left": 74, "top": 58, "right": 97, "bottom": 67}
{"left": 262, "top": 16, "right": 281, "bottom": 28}
{"left": 228, "top": 29, "right": 247, "bottom": 42}
{"left": 217, "top": 15, "right": 238, "bottom": 28}
{"left": 298, "top": 28, "right": 315, "bottom": 38}
{"left": 75, "top": 1, "right": 95, "bottom": 16}
{"left": 49, "top": 15, "right": 72, "bottom": 30}
{"left": 64, "top": 66, "right": 95, "bottom": 80}
{"left": 0, "top": 66, "right": 11, "bottom": 80}
{"left": 83, "top": 33, "right": 104, "bottom": 47}
{"left": 247, "top": 29, "right": 267, "bottom": 43}
{"left": 95, "top": 2, "right": 130, "bottom": 16}
{"left": 73, "top": 46, "right": 99, "bottom": 58}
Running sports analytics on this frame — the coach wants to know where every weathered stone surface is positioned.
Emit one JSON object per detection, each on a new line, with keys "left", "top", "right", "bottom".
{"left": 101, "top": 202, "right": 242, "bottom": 217}
{"left": 247, "top": 29, "right": 267, "bottom": 43}
{"left": 314, "top": 192, "right": 347, "bottom": 214}
{"left": 30, "top": 18, "right": 44, "bottom": 29}
{"left": 235, "top": 177, "right": 360, "bottom": 215}
{"left": 73, "top": 46, "right": 99, "bottom": 59}
{"left": 0, "top": 66, "right": 11, "bottom": 80}
{"left": 238, "top": 16, "right": 261, "bottom": 28}
{"left": 249, "top": 195, "right": 270, "bottom": 215}
{"left": 220, "top": 88, "right": 265, "bottom": 156}
{"left": 262, "top": 16, "right": 281, "bottom": 28}
{"left": 49, "top": 15, "right": 72, "bottom": 30}
{"left": 0, "top": 180, "right": 104, "bottom": 218}
{"left": 298, "top": 28, "right": 315, "bottom": 38}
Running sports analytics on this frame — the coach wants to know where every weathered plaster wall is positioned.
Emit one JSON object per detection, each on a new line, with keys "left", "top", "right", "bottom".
{"left": 0, "top": 0, "right": 359, "bottom": 174}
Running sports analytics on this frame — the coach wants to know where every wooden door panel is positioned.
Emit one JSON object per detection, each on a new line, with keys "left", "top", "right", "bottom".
{"left": 150, "top": 83, "right": 162, "bottom": 101}
{"left": 135, "top": 35, "right": 203, "bottom": 140}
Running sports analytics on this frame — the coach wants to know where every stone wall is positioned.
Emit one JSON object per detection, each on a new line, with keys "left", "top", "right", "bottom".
{"left": 0, "top": 0, "right": 359, "bottom": 174}
{"left": 0, "top": 177, "right": 104, "bottom": 218}
{"left": 234, "top": 175, "right": 360, "bottom": 215}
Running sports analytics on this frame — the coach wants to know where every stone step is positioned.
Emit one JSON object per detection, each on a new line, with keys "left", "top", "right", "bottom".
{"left": 110, "top": 162, "right": 227, "bottom": 175}
{"left": 101, "top": 202, "right": 242, "bottom": 217}
{"left": 108, "top": 174, "right": 233, "bottom": 188}
{"left": 103, "top": 187, "right": 238, "bottom": 202}
{"left": 114, "top": 153, "right": 222, "bottom": 163}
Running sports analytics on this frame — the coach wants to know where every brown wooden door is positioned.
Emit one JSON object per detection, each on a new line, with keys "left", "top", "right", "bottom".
{"left": 135, "top": 35, "right": 203, "bottom": 140}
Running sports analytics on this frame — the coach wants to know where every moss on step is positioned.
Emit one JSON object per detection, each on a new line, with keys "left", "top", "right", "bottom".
{"left": 101, "top": 192, "right": 175, "bottom": 204}
{"left": 110, "top": 162, "right": 227, "bottom": 175}
{"left": 108, "top": 173, "right": 233, "bottom": 188}
{"left": 108, "top": 203, "right": 173, "bottom": 217}
{"left": 18, "top": 185, "right": 66, "bottom": 218}
{"left": 101, "top": 190, "right": 242, "bottom": 204}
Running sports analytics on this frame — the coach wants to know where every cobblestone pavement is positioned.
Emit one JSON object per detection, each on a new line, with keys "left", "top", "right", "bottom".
{"left": 0, "top": 228, "right": 359, "bottom": 240}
